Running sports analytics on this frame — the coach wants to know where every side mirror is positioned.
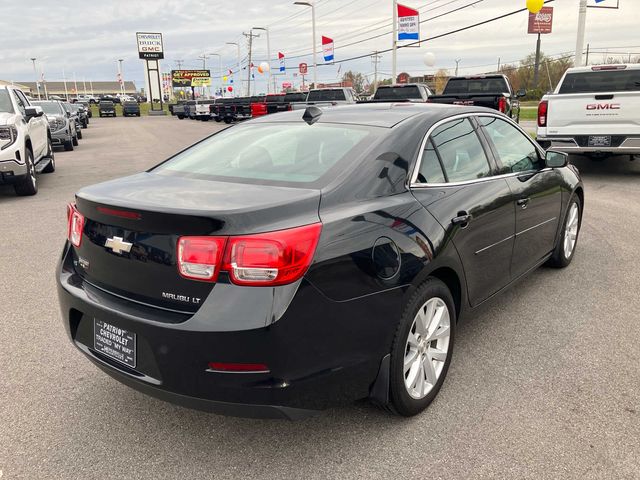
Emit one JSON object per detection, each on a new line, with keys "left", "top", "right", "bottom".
{"left": 66, "top": 111, "right": 71, "bottom": 118}
{"left": 545, "top": 150, "right": 568, "bottom": 168}
{"left": 24, "top": 106, "right": 44, "bottom": 119}
{"left": 516, "top": 88, "right": 527, "bottom": 98}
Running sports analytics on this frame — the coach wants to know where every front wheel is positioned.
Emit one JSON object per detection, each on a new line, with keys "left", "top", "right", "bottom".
{"left": 42, "top": 138, "right": 55, "bottom": 173}
{"left": 14, "top": 148, "right": 37, "bottom": 196}
{"left": 548, "top": 195, "right": 581, "bottom": 268}
{"left": 77, "top": 129, "right": 82, "bottom": 140}
{"left": 72, "top": 135, "right": 79, "bottom": 146}
{"left": 389, "top": 278, "right": 455, "bottom": 416}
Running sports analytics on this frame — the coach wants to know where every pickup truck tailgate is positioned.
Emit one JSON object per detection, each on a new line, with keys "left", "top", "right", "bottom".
{"left": 547, "top": 92, "right": 640, "bottom": 136}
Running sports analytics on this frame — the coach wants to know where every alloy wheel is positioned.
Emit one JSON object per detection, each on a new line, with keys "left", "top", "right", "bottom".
{"left": 563, "top": 203, "right": 579, "bottom": 259}
{"left": 404, "top": 297, "right": 451, "bottom": 399}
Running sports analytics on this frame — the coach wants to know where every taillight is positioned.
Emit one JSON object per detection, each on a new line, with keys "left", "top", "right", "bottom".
{"left": 498, "top": 96, "right": 507, "bottom": 113}
{"left": 66, "top": 203, "right": 85, "bottom": 247}
{"left": 538, "top": 100, "right": 548, "bottom": 127}
{"left": 177, "top": 223, "right": 322, "bottom": 286}
{"left": 177, "top": 236, "right": 227, "bottom": 282}
{"left": 223, "top": 223, "right": 322, "bottom": 286}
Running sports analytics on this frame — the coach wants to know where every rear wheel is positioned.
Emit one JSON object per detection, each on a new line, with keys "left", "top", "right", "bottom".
{"left": 224, "top": 117, "right": 232, "bottom": 124}
{"left": 72, "top": 135, "right": 79, "bottom": 146}
{"left": 64, "top": 138, "right": 74, "bottom": 151}
{"left": 389, "top": 278, "right": 455, "bottom": 416}
{"left": 77, "top": 129, "right": 83, "bottom": 140}
{"left": 14, "top": 148, "right": 37, "bottom": 196}
{"left": 548, "top": 195, "right": 581, "bottom": 268}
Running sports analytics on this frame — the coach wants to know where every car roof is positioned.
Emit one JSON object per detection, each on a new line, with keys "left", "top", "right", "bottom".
{"left": 250, "top": 102, "right": 494, "bottom": 128}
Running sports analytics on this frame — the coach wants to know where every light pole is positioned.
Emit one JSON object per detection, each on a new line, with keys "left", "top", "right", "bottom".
{"left": 208, "top": 53, "right": 222, "bottom": 96}
{"left": 30, "top": 58, "right": 41, "bottom": 100}
{"left": 118, "top": 59, "right": 125, "bottom": 96}
{"left": 226, "top": 42, "right": 241, "bottom": 96}
{"left": 294, "top": 1, "right": 317, "bottom": 87}
{"left": 252, "top": 27, "right": 272, "bottom": 94}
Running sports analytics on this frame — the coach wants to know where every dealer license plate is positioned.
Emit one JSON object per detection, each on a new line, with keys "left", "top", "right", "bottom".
{"left": 94, "top": 319, "right": 136, "bottom": 368}
{"left": 588, "top": 135, "right": 611, "bottom": 147}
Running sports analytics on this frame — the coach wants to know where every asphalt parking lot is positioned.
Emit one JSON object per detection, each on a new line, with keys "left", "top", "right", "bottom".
{"left": 1, "top": 115, "right": 639, "bottom": 479}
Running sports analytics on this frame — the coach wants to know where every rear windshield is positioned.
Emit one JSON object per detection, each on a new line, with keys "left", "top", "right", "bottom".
{"left": 153, "top": 123, "right": 376, "bottom": 186}
{"left": 443, "top": 77, "right": 509, "bottom": 94}
{"left": 32, "top": 101, "right": 64, "bottom": 115}
{"left": 100, "top": 101, "right": 114, "bottom": 106}
{"left": 266, "top": 96, "right": 285, "bottom": 103}
{"left": 307, "top": 90, "right": 347, "bottom": 102}
{"left": 375, "top": 86, "right": 422, "bottom": 100}
{"left": 558, "top": 69, "right": 640, "bottom": 94}
{"left": 284, "top": 93, "right": 307, "bottom": 102}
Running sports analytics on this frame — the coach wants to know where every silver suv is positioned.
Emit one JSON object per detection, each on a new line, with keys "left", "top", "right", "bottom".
{"left": 33, "top": 100, "right": 79, "bottom": 151}
{"left": 0, "top": 86, "right": 54, "bottom": 196}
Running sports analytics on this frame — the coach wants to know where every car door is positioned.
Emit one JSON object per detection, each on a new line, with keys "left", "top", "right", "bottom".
{"left": 411, "top": 116, "right": 516, "bottom": 306}
{"left": 477, "top": 115, "right": 562, "bottom": 279}
{"left": 16, "top": 90, "right": 47, "bottom": 158}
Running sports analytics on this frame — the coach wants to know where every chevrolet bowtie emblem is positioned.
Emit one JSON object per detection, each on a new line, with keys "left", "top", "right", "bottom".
{"left": 105, "top": 236, "right": 133, "bottom": 255}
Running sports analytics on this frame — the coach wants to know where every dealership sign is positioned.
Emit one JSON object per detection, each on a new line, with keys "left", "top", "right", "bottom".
{"left": 136, "top": 32, "right": 164, "bottom": 59}
{"left": 299, "top": 63, "right": 308, "bottom": 75}
{"left": 171, "top": 70, "right": 211, "bottom": 88}
{"left": 528, "top": 7, "right": 553, "bottom": 34}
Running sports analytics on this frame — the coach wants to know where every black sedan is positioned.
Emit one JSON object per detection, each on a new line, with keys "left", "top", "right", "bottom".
{"left": 57, "top": 104, "right": 583, "bottom": 419}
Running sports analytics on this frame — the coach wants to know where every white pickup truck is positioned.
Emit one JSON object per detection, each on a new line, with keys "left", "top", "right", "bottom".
{"left": 536, "top": 64, "right": 640, "bottom": 159}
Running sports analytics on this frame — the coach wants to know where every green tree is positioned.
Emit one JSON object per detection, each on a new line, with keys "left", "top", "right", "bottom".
{"left": 342, "top": 70, "right": 366, "bottom": 93}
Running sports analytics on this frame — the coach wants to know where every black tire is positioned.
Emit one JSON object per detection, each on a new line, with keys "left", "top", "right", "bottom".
{"left": 99, "top": 114, "right": 103, "bottom": 117}
{"left": 82, "top": 119, "right": 88, "bottom": 128}
{"left": 72, "top": 135, "right": 79, "bottom": 146}
{"left": 137, "top": 113, "right": 140, "bottom": 117}
{"left": 214, "top": 117, "right": 222, "bottom": 123}
{"left": 64, "top": 138, "right": 74, "bottom": 151}
{"left": 177, "top": 115, "right": 184, "bottom": 120}
{"left": 224, "top": 117, "right": 232, "bottom": 124}
{"left": 42, "top": 139, "right": 55, "bottom": 173}
{"left": 388, "top": 278, "right": 456, "bottom": 417}
{"left": 14, "top": 148, "right": 38, "bottom": 196}
{"left": 547, "top": 195, "right": 582, "bottom": 268}
{"left": 77, "top": 129, "right": 82, "bottom": 140}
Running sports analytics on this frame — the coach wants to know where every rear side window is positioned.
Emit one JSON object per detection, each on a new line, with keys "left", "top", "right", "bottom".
{"left": 429, "top": 118, "right": 491, "bottom": 183}
{"left": 153, "top": 123, "right": 376, "bottom": 186}
{"left": 416, "top": 140, "right": 446, "bottom": 184}
{"left": 558, "top": 70, "right": 640, "bottom": 93}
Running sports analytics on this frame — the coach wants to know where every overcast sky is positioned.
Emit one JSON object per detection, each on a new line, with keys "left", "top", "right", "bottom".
{"left": 2, "top": 0, "right": 638, "bottom": 94}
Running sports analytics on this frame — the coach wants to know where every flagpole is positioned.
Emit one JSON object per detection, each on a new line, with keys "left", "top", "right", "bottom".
{"left": 63, "top": 69, "right": 69, "bottom": 101}
{"left": 392, "top": 0, "right": 398, "bottom": 83}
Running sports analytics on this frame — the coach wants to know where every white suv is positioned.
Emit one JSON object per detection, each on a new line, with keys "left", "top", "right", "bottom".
{"left": 0, "top": 86, "right": 54, "bottom": 196}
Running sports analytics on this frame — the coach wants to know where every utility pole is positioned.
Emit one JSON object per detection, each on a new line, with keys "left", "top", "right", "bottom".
{"left": 294, "top": 2, "right": 317, "bottom": 87}
{"left": 371, "top": 51, "right": 382, "bottom": 94}
{"left": 585, "top": 44, "right": 590, "bottom": 65}
{"left": 533, "top": 33, "right": 542, "bottom": 87}
{"left": 392, "top": 0, "right": 398, "bottom": 82}
{"left": 497, "top": 57, "right": 501, "bottom": 72}
{"left": 30, "top": 58, "right": 41, "bottom": 100}
{"left": 175, "top": 59, "right": 184, "bottom": 69}
{"left": 455, "top": 58, "right": 461, "bottom": 76}
{"left": 243, "top": 30, "right": 260, "bottom": 96}
{"left": 253, "top": 27, "right": 272, "bottom": 93}
{"left": 198, "top": 54, "right": 210, "bottom": 97}
{"left": 575, "top": 0, "right": 588, "bottom": 67}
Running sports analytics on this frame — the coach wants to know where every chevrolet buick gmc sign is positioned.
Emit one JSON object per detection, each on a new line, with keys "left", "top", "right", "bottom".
{"left": 136, "top": 32, "right": 164, "bottom": 59}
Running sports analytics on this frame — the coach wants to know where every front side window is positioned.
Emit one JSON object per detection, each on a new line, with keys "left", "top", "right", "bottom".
{"left": 478, "top": 116, "right": 542, "bottom": 173}
{"left": 429, "top": 118, "right": 491, "bottom": 183}
{"left": 0, "top": 90, "right": 14, "bottom": 113}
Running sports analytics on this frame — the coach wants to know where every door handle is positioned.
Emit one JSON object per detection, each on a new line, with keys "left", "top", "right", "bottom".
{"left": 517, "top": 198, "right": 530, "bottom": 209}
{"left": 451, "top": 212, "right": 471, "bottom": 228}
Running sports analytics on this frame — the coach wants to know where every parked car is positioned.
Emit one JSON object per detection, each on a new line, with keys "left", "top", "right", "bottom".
{"left": 122, "top": 101, "right": 141, "bottom": 117}
{"left": 57, "top": 103, "right": 583, "bottom": 419}
{"left": 184, "top": 100, "right": 196, "bottom": 119}
{"left": 169, "top": 100, "right": 186, "bottom": 118}
{"left": 74, "top": 94, "right": 98, "bottom": 104}
{"left": 193, "top": 99, "right": 217, "bottom": 121}
{"left": 99, "top": 101, "right": 116, "bottom": 117}
{"left": 291, "top": 87, "right": 358, "bottom": 110}
{"left": 251, "top": 94, "right": 287, "bottom": 117}
{"left": 33, "top": 100, "right": 78, "bottom": 151}
{"left": 370, "top": 83, "right": 433, "bottom": 102}
{"left": 428, "top": 74, "right": 525, "bottom": 122}
{"left": 536, "top": 64, "right": 640, "bottom": 160}
{"left": 77, "top": 100, "right": 92, "bottom": 119}
{"left": 117, "top": 94, "right": 137, "bottom": 103}
{"left": 0, "top": 86, "right": 53, "bottom": 196}
{"left": 71, "top": 103, "right": 89, "bottom": 128}
{"left": 62, "top": 102, "right": 82, "bottom": 140}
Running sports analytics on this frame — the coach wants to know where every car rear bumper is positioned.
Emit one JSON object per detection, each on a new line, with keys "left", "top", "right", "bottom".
{"left": 537, "top": 135, "right": 640, "bottom": 154}
{"left": 56, "top": 243, "right": 399, "bottom": 417}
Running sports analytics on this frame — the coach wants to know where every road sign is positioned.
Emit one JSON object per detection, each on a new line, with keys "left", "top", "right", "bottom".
{"left": 528, "top": 6, "right": 553, "bottom": 34}
{"left": 299, "top": 63, "right": 308, "bottom": 75}
{"left": 136, "top": 32, "right": 164, "bottom": 60}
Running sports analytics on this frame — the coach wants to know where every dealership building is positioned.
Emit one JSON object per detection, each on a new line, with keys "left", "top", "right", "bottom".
{"left": 3, "top": 80, "right": 137, "bottom": 98}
